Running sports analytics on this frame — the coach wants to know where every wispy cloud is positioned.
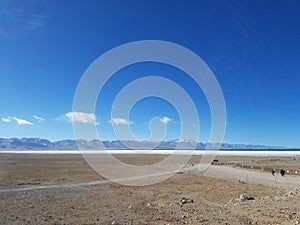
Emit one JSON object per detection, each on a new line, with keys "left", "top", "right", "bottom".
{"left": 160, "top": 116, "right": 172, "bottom": 124}
{"left": 11, "top": 117, "right": 33, "bottom": 125}
{"left": 1, "top": 117, "right": 10, "bottom": 123}
{"left": 1, "top": 116, "right": 34, "bottom": 125}
{"left": 64, "top": 111, "right": 98, "bottom": 125}
{"left": 33, "top": 115, "right": 45, "bottom": 124}
{"left": 110, "top": 118, "right": 130, "bottom": 125}
{"left": 27, "top": 14, "right": 47, "bottom": 27}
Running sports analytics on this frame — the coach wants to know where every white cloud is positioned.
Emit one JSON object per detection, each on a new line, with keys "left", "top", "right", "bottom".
{"left": 1, "top": 117, "right": 10, "bottom": 123}
{"left": 1, "top": 116, "right": 34, "bottom": 125}
{"left": 33, "top": 115, "right": 45, "bottom": 123}
{"left": 160, "top": 116, "right": 172, "bottom": 124}
{"left": 65, "top": 111, "right": 98, "bottom": 125}
{"left": 11, "top": 117, "right": 33, "bottom": 125}
{"left": 110, "top": 117, "right": 130, "bottom": 125}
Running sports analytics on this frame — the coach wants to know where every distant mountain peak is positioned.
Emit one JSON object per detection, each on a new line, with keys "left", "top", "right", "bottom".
{"left": 0, "top": 137, "right": 287, "bottom": 150}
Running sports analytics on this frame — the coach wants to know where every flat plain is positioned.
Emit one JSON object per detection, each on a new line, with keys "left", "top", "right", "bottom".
{"left": 0, "top": 153, "right": 300, "bottom": 225}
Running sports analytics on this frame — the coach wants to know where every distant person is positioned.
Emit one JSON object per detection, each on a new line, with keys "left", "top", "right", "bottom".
{"left": 280, "top": 169, "right": 285, "bottom": 176}
{"left": 271, "top": 169, "right": 275, "bottom": 176}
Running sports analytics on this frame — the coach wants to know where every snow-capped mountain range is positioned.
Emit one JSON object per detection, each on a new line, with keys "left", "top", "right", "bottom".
{"left": 0, "top": 138, "right": 286, "bottom": 150}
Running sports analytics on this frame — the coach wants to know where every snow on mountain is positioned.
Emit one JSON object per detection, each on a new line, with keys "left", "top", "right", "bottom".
{"left": 0, "top": 138, "right": 286, "bottom": 150}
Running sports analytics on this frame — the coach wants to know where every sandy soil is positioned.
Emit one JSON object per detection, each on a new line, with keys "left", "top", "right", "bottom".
{"left": 0, "top": 154, "right": 300, "bottom": 225}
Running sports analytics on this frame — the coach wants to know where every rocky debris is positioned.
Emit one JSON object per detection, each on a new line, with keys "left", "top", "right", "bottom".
{"left": 288, "top": 212, "right": 299, "bottom": 220}
{"left": 180, "top": 197, "right": 194, "bottom": 205}
{"left": 284, "top": 191, "right": 294, "bottom": 197}
{"left": 155, "top": 217, "right": 162, "bottom": 222}
{"left": 239, "top": 194, "right": 255, "bottom": 202}
{"left": 2, "top": 153, "right": 300, "bottom": 225}
{"left": 284, "top": 189, "right": 300, "bottom": 198}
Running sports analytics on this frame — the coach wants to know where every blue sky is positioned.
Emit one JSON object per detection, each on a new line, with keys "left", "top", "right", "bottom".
{"left": 0, "top": 0, "right": 300, "bottom": 147}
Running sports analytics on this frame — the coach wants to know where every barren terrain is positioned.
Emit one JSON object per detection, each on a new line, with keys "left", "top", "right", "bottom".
{"left": 0, "top": 154, "right": 299, "bottom": 225}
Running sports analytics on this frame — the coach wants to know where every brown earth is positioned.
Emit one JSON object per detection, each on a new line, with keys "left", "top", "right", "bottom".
{"left": 0, "top": 154, "right": 299, "bottom": 225}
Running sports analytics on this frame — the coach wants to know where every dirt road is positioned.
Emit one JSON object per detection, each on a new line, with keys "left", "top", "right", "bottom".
{"left": 202, "top": 165, "right": 300, "bottom": 190}
{"left": 1, "top": 164, "right": 299, "bottom": 193}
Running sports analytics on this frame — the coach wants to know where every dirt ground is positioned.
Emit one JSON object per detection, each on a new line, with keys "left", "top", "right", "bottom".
{"left": 0, "top": 154, "right": 300, "bottom": 225}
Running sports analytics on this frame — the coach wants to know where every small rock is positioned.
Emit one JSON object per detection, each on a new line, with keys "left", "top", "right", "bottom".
{"left": 180, "top": 197, "right": 194, "bottom": 205}
{"left": 155, "top": 217, "right": 162, "bottom": 222}
{"left": 284, "top": 191, "right": 294, "bottom": 197}
{"left": 239, "top": 194, "right": 255, "bottom": 202}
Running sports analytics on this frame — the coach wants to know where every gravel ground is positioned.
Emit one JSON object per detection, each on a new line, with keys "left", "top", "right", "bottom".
{"left": 0, "top": 154, "right": 299, "bottom": 225}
